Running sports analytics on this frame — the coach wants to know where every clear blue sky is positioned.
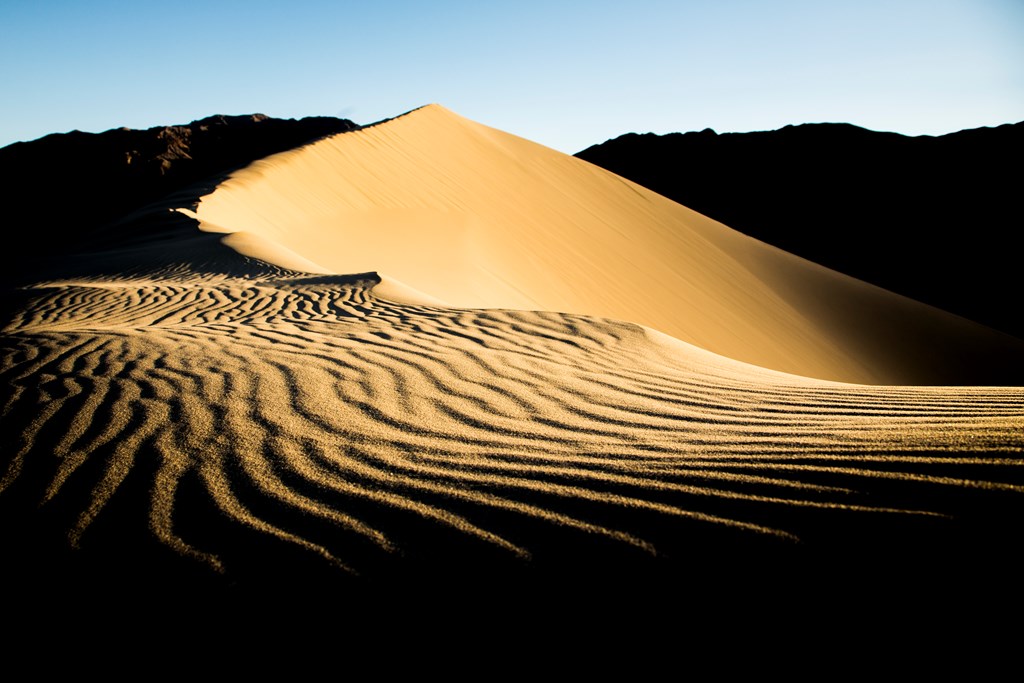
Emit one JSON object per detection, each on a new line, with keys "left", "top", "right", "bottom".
{"left": 2, "top": 0, "right": 1022, "bottom": 153}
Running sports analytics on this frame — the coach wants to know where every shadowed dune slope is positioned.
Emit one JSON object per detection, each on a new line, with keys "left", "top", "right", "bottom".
{"left": 576, "top": 121, "right": 1024, "bottom": 339}
{"left": 194, "top": 104, "right": 1024, "bottom": 385}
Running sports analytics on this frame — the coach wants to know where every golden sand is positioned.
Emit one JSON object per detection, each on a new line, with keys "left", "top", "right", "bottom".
{"left": 195, "top": 104, "right": 1024, "bottom": 385}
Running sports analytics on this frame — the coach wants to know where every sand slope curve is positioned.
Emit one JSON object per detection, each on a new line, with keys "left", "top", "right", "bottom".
{"left": 194, "top": 104, "right": 1024, "bottom": 384}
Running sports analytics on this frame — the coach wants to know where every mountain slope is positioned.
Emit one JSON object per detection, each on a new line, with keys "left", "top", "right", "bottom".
{"left": 0, "top": 113, "right": 358, "bottom": 276}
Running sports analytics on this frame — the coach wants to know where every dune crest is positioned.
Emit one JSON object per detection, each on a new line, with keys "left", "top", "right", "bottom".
{"left": 194, "top": 104, "right": 1024, "bottom": 384}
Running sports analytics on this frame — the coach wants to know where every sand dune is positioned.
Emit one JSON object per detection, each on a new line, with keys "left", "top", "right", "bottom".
{"left": 2, "top": 106, "right": 1023, "bottom": 605}
{"left": 194, "top": 104, "right": 1024, "bottom": 385}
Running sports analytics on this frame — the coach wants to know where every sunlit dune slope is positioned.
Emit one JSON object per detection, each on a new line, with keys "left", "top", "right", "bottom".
{"left": 194, "top": 104, "right": 1024, "bottom": 384}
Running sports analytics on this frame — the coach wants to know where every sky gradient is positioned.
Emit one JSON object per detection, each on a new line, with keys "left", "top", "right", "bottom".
{"left": 2, "top": 0, "right": 1022, "bottom": 153}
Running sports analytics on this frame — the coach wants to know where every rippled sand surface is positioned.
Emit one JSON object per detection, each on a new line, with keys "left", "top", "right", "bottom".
{"left": 5, "top": 264, "right": 1022, "bottom": 600}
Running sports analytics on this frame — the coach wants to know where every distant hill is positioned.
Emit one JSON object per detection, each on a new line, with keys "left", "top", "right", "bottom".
{"left": 0, "top": 114, "right": 358, "bottom": 275}
{"left": 577, "top": 122, "right": 1024, "bottom": 340}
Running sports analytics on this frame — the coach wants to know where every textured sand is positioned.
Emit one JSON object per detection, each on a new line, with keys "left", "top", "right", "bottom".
{"left": 2, "top": 106, "right": 1023, "bottom": 606}
{"left": 4, "top": 254, "right": 1023, "bottom": 592}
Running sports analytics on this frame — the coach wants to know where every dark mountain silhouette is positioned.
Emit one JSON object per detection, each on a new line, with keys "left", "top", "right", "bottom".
{"left": 577, "top": 122, "right": 1024, "bottom": 340}
{"left": 0, "top": 114, "right": 359, "bottom": 275}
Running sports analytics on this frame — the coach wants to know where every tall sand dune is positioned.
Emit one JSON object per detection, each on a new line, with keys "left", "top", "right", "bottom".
{"left": 1, "top": 106, "right": 1023, "bottom": 609}
{"left": 194, "top": 104, "right": 1024, "bottom": 385}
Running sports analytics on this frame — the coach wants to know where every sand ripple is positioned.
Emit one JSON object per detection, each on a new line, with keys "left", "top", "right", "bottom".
{"left": 2, "top": 273, "right": 1023, "bottom": 587}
